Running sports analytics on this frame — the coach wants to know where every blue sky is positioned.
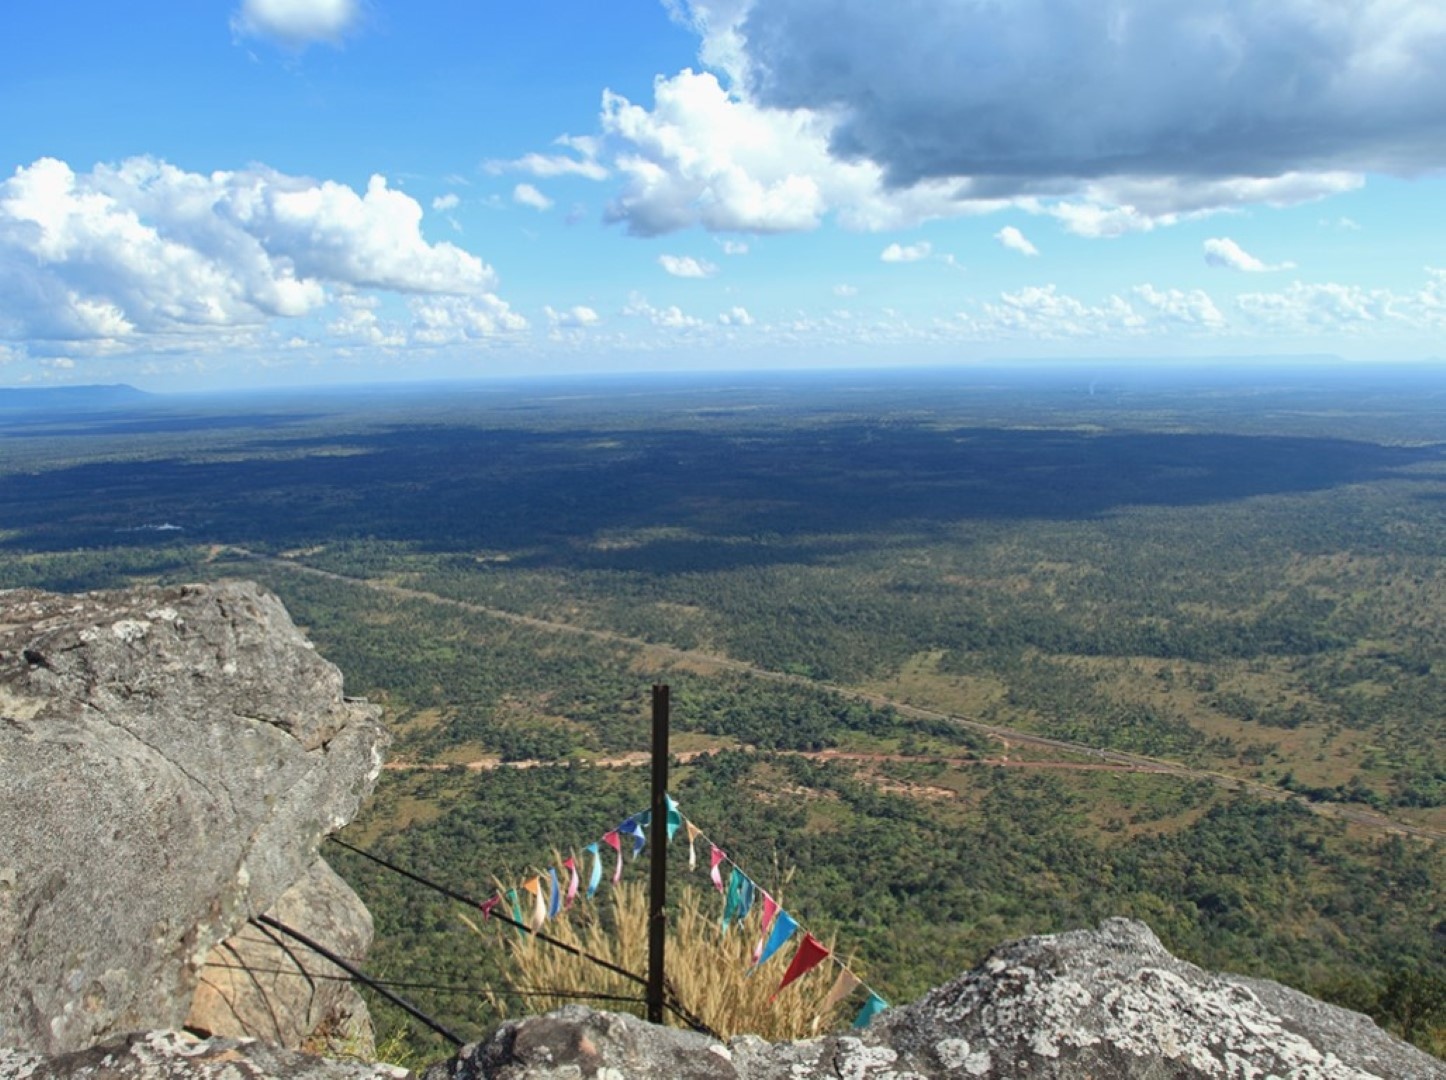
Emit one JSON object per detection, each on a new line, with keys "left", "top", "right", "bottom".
{"left": 3, "top": 0, "right": 1445, "bottom": 389}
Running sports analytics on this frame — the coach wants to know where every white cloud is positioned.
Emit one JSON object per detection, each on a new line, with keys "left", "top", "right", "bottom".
{"left": 327, "top": 294, "right": 405, "bottom": 347}
{"left": 1234, "top": 272, "right": 1446, "bottom": 334}
{"left": 622, "top": 292, "right": 705, "bottom": 329}
{"left": 487, "top": 136, "right": 610, "bottom": 181}
{"left": 980, "top": 285, "right": 1146, "bottom": 339}
{"left": 408, "top": 295, "right": 527, "bottom": 345}
{"left": 0, "top": 156, "right": 509, "bottom": 357}
{"left": 719, "top": 239, "right": 749, "bottom": 255}
{"left": 659, "top": 254, "right": 718, "bottom": 278}
{"left": 231, "top": 0, "right": 361, "bottom": 48}
{"left": 1204, "top": 237, "right": 1296, "bottom": 272}
{"left": 544, "top": 305, "right": 600, "bottom": 328}
{"left": 995, "top": 226, "right": 1039, "bottom": 257}
{"left": 432, "top": 193, "right": 460, "bottom": 211}
{"left": 1132, "top": 285, "right": 1227, "bottom": 329}
{"left": 881, "top": 241, "right": 931, "bottom": 263}
{"left": 718, "top": 305, "right": 754, "bottom": 326}
{"left": 513, "top": 183, "right": 554, "bottom": 211}
{"left": 570, "top": 2, "right": 1408, "bottom": 238}
{"left": 833, "top": 284, "right": 858, "bottom": 297}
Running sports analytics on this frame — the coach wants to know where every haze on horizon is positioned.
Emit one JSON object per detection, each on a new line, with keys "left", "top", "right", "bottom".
{"left": 4, "top": 0, "right": 1446, "bottom": 392}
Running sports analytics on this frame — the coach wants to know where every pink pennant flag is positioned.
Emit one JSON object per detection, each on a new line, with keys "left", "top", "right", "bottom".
{"left": 563, "top": 856, "right": 579, "bottom": 908}
{"left": 478, "top": 894, "right": 502, "bottom": 922}
{"left": 602, "top": 830, "right": 624, "bottom": 884}
{"left": 752, "top": 891, "right": 780, "bottom": 964}
{"left": 709, "top": 844, "right": 726, "bottom": 891}
{"left": 686, "top": 821, "right": 702, "bottom": 870}
{"left": 772, "top": 933, "right": 831, "bottom": 1000}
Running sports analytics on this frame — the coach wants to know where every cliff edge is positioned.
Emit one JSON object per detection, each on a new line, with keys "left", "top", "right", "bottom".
{"left": 0, "top": 581, "right": 388, "bottom": 1055}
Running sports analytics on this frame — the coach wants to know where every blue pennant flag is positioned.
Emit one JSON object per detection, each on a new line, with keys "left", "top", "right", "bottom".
{"left": 584, "top": 842, "right": 602, "bottom": 897}
{"left": 618, "top": 815, "right": 647, "bottom": 857}
{"left": 853, "top": 992, "right": 888, "bottom": 1029}
{"left": 754, "top": 910, "right": 798, "bottom": 968}
{"left": 548, "top": 868, "right": 562, "bottom": 918}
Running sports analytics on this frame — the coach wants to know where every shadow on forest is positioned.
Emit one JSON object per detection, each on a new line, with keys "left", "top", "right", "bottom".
{"left": 1, "top": 419, "right": 1442, "bottom": 573}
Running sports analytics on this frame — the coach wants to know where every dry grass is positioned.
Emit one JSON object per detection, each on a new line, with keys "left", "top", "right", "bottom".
{"left": 468, "top": 881, "right": 852, "bottom": 1040}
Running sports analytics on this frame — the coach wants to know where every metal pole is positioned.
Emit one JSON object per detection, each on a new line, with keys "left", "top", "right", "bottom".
{"left": 646, "top": 684, "right": 669, "bottom": 1024}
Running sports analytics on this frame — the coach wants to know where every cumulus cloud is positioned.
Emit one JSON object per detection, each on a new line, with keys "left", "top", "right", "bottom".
{"left": 719, "top": 239, "right": 749, "bottom": 255}
{"left": 622, "top": 292, "right": 705, "bottom": 329}
{"left": 981, "top": 285, "right": 1146, "bottom": 339}
{"left": 659, "top": 254, "right": 718, "bottom": 278}
{"left": 544, "top": 304, "right": 601, "bottom": 328}
{"left": 408, "top": 295, "right": 527, "bottom": 345}
{"left": 1132, "top": 284, "right": 1227, "bottom": 329}
{"left": 995, "top": 226, "right": 1039, "bottom": 257}
{"left": 1204, "top": 237, "right": 1296, "bottom": 272}
{"left": 432, "top": 193, "right": 460, "bottom": 211}
{"left": 0, "top": 156, "right": 509, "bottom": 355}
{"left": 881, "top": 241, "right": 931, "bottom": 263}
{"left": 513, "top": 183, "right": 554, "bottom": 211}
{"left": 569, "top": 1, "right": 1420, "bottom": 237}
{"left": 232, "top": 0, "right": 361, "bottom": 48}
{"left": 718, "top": 305, "right": 754, "bottom": 325}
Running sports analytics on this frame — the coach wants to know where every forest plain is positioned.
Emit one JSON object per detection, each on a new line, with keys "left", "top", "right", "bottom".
{"left": 1, "top": 363, "right": 1443, "bottom": 1058}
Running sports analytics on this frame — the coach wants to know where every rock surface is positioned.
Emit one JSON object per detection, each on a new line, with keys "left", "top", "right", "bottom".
{"left": 423, "top": 919, "right": 1445, "bottom": 1080}
{"left": 187, "top": 858, "right": 376, "bottom": 1059}
{"left": 0, "top": 582, "right": 388, "bottom": 1055}
{"left": 0, "top": 1030, "right": 404, "bottom": 1080}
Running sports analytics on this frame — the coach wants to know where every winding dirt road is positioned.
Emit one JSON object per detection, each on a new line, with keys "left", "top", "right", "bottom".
{"left": 227, "top": 549, "right": 1442, "bottom": 844}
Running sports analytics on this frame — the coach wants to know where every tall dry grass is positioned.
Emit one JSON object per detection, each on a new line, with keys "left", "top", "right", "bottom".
{"left": 464, "top": 880, "right": 851, "bottom": 1040}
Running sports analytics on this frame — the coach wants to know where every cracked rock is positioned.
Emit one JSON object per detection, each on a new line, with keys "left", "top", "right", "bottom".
{"left": 0, "top": 582, "right": 388, "bottom": 1055}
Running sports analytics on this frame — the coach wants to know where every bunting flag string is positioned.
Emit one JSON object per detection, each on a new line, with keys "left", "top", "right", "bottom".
{"left": 478, "top": 795, "right": 887, "bottom": 1031}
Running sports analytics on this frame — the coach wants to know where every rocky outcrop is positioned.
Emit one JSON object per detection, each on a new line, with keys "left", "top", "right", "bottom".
{"left": 0, "top": 1030, "right": 404, "bottom": 1080}
{"left": 187, "top": 858, "right": 376, "bottom": 1059}
{"left": 0, "top": 582, "right": 388, "bottom": 1055}
{"left": 424, "top": 919, "right": 1445, "bottom": 1080}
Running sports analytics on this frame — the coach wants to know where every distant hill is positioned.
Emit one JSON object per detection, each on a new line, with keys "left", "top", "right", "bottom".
{"left": 0, "top": 384, "right": 153, "bottom": 412}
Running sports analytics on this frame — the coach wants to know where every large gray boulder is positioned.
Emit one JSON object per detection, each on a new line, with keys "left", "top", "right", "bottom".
{"left": 0, "top": 1030, "right": 405, "bottom": 1080}
{"left": 424, "top": 919, "right": 1444, "bottom": 1079}
{"left": 0, "top": 582, "right": 388, "bottom": 1055}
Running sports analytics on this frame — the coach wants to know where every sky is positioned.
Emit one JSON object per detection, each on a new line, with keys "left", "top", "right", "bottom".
{"left": 3, "top": 0, "right": 1446, "bottom": 390}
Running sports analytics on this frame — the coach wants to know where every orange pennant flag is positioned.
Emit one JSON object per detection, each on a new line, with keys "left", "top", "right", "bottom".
{"left": 772, "top": 933, "right": 830, "bottom": 1000}
{"left": 819, "top": 967, "right": 862, "bottom": 1013}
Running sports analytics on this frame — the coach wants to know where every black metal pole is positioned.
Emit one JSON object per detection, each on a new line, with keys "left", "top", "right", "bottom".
{"left": 646, "top": 684, "right": 669, "bottom": 1024}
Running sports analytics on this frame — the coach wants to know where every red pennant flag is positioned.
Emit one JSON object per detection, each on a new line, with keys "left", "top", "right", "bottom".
{"left": 709, "top": 844, "right": 726, "bottom": 891}
{"left": 772, "top": 933, "right": 830, "bottom": 1000}
{"left": 752, "top": 891, "right": 780, "bottom": 964}
{"left": 478, "top": 894, "right": 502, "bottom": 922}
{"left": 602, "top": 830, "right": 624, "bottom": 883}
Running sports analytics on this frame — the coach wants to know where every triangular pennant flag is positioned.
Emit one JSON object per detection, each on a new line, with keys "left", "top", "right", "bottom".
{"left": 520, "top": 877, "right": 547, "bottom": 932}
{"left": 563, "top": 856, "right": 579, "bottom": 908}
{"left": 619, "top": 816, "right": 647, "bottom": 858}
{"left": 709, "top": 844, "right": 726, "bottom": 891}
{"left": 853, "top": 992, "right": 887, "bottom": 1029}
{"left": 754, "top": 910, "right": 798, "bottom": 969}
{"left": 584, "top": 842, "right": 603, "bottom": 897}
{"left": 602, "top": 830, "right": 624, "bottom": 884}
{"left": 548, "top": 868, "right": 562, "bottom": 918}
{"left": 507, "top": 889, "right": 524, "bottom": 936}
{"left": 478, "top": 894, "right": 502, "bottom": 922}
{"left": 665, "top": 794, "right": 683, "bottom": 841}
{"left": 772, "top": 933, "right": 830, "bottom": 1000}
{"left": 722, "top": 867, "right": 755, "bottom": 932}
{"left": 686, "top": 821, "right": 702, "bottom": 870}
{"left": 820, "top": 968, "right": 862, "bottom": 1014}
{"left": 752, "top": 892, "right": 780, "bottom": 963}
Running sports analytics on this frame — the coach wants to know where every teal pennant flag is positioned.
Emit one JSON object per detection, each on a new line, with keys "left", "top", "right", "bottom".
{"left": 853, "top": 992, "right": 887, "bottom": 1028}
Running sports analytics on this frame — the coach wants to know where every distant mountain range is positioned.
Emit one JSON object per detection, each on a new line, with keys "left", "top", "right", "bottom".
{"left": 0, "top": 384, "right": 153, "bottom": 412}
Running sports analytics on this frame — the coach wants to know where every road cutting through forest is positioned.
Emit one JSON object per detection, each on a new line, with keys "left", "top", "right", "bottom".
{"left": 229, "top": 549, "right": 1443, "bottom": 844}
